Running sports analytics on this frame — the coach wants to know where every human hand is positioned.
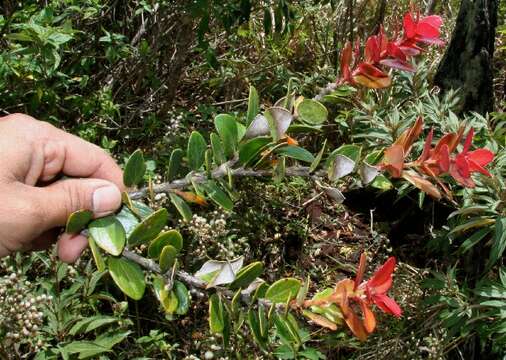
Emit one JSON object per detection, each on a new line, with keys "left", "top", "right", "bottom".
{"left": 0, "top": 113, "right": 124, "bottom": 262}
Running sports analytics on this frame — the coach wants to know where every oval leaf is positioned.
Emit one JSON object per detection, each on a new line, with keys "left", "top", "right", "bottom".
{"left": 169, "top": 193, "right": 193, "bottom": 222}
{"left": 123, "top": 149, "right": 146, "bottom": 187}
{"left": 167, "top": 148, "right": 184, "bottom": 181}
{"left": 148, "top": 230, "right": 184, "bottom": 258}
{"left": 297, "top": 99, "right": 328, "bottom": 125}
{"left": 108, "top": 257, "right": 146, "bottom": 300}
{"left": 187, "top": 131, "right": 207, "bottom": 170}
{"left": 275, "top": 146, "right": 315, "bottom": 163}
{"left": 128, "top": 208, "right": 168, "bottom": 247}
{"left": 159, "top": 245, "right": 178, "bottom": 272}
{"left": 174, "top": 281, "right": 190, "bottom": 315}
{"left": 202, "top": 181, "right": 233, "bottom": 211}
{"left": 265, "top": 278, "right": 301, "bottom": 304}
{"left": 66, "top": 210, "right": 93, "bottom": 234}
{"left": 230, "top": 262, "right": 264, "bottom": 290}
{"left": 214, "top": 114, "right": 238, "bottom": 158}
{"left": 88, "top": 237, "right": 106, "bottom": 272}
{"left": 246, "top": 86, "right": 260, "bottom": 126}
{"left": 88, "top": 216, "right": 126, "bottom": 256}
{"left": 239, "top": 137, "right": 272, "bottom": 166}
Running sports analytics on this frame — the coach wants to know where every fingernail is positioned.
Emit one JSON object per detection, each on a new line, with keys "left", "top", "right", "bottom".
{"left": 92, "top": 185, "right": 121, "bottom": 216}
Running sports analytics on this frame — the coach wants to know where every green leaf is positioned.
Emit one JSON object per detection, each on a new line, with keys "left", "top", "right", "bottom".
{"left": 458, "top": 227, "right": 492, "bottom": 254}
{"left": 210, "top": 133, "right": 226, "bottom": 165}
{"left": 66, "top": 210, "right": 93, "bottom": 234}
{"left": 275, "top": 146, "right": 315, "bottom": 163}
{"left": 230, "top": 262, "right": 263, "bottom": 290}
{"left": 265, "top": 278, "right": 301, "bottom": 303}
{"left": 297, "top": 99, "right": 328, "bottom": 125}
{"left": 159, "top": 245, "right": 178, "bottom": 272}
{"left": 167, "top": 148, "right": 183, "bottom": 181}
{"left": 487, "top": 217, "right": 506, "bottom": 270}
{"left": 246, "top": 85, "right": 260, "bottom": 126}
{"left": 187, "top": 131, "right": 207, "bottom": 170}
{"left": 63, "top": 342, "right": 110, "bottom": 358}
{"left": 148, "top": 230, "right": 184, "bottom": 258}
{"left": 123, "top": 149, "right": 146, "bottom": 187}
{"left": 108, "top": 257, "right": 146, "bottom": 300}
{"left": 239, "top": 137, "right": 271, "bottom": 166}
{"left": 214, "top": 114, "right": 238, "bottom": 158}
{"left": 202, "top": 181, "right": 233, "bottom": 211}
{"left": 88, "top": 216, "right": 125, "bottom": 256}
{"left": 370, "top": 174, "right": 393, "bottom": 190}
{"left": 88, "top": 237, "right": 106, "bottom": 272}
{"left": 152, "top": 275, "right": 178, "bottom": 313}
{"left": 128, "top": 208, "right": 168, "bottom": 247}
{"left": 248, "top": 307, "right": 268, "bottom": 351}
{"left": 325, "top": 144, "right": 362, "bottom": 168}
{"left": 195, "top": 257, "right": 244, "bottom": 288}
{"left": 174, "top": 281, "right": 190, "bottom": 315}
{"left": 309, "top": 140, "right": 326, "bottom": 173}
{"left": 209, "top": 294, "right": 224, "bottom": 334}
{"left": 273, "top": 313, "right": 301, "bottom": 348}
{"left": 69, "top": 316, "right": 119, "bottom": 336}
{"left": 115, "top": 206, "right": 140, "bottom": 237}
{"left": 169, "top": 193, "right": 192, "bottom": 222}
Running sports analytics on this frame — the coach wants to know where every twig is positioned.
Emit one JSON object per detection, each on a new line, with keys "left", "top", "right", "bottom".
{"left": 121, "top": 249, "right": 282, "bottom": 310}
{"left": 128, "top": 159, "right": 326, "bottom": 200}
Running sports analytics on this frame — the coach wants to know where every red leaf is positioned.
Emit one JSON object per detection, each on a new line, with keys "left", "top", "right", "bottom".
{"left": 354, "top": 253, "right": 367, "bottom": 290}
{"left": 359, "top": 300, "right": 377, "bottom": 333}
{"left": 365, "top": 36, "right": 380, "bottom": 64}
{"left": 436, "top": 144, "right": 450, "bottom": 173}
{"left": 382, "top": 144, "right": 405, "bottom": 178}
{"left": 417, "top": 128, "right": 434, "bottom": 162}
{"left": 367, "top": 257, "right": 395, "bottom": 292}
{"left": 340, "top": 41, "right": 353, "bottom": 83}
{"left": 303, "top": 311, "right": 338, "bottom": 331}
{"left": 462, "top": 128, "right": 474, "bottom": 153}
{"left": 467, "top": 149, "right": 494, "bottom": 167}
{"left": 402, "top": 171, "right": 442, "bottom": 199}
{"left": 354, "top": 62, "right": 388, "bottom": 78}
{"left": 421, "top": 15, "right": 443, "bottom": 29}
{"left": 403, "top": 12, "right": 416, "bottom": 39}
{"left": 373, "top": 294, "right": 402, "bottom": 317}
{"left": 379, "top": 59, "right": 415, "bottom": 72}
{"left": 416, "top": 22, "right": 440, "bottom": 39}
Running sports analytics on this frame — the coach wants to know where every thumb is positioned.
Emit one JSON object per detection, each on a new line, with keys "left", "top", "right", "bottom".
{"left": 32, "top": 178, "right": 122, "bottom": 229}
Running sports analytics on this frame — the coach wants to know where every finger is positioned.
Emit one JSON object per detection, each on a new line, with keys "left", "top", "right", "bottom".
{"left": 28, "top": 178, "right": 122, "bottom": 229}
{"left": 57, "top": 233, "right": 88, "bottom": 263}
{"left": 41, "top": 126, "right": 124, "bottom": 189}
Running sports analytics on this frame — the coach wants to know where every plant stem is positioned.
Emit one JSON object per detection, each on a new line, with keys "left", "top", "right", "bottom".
{"left": 121, "top": 249, "right": 284, "bottom": 310}
{"left": 128, "top": 160, "right": 326, "bottom": 200}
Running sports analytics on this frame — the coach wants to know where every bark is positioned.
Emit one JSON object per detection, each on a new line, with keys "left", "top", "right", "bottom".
{"left": 370, "top": 0, "right": 387, "bottom": 35}
{"left": 425, "top": 0, "right": 438, "bottom": 15}
{"left": 434, "top": 0, "right": 498, "bottom": 115}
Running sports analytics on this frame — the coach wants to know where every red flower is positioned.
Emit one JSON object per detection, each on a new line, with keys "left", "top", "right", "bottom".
{"left": 449, "top": 128, "right": 494, "bottom": 188}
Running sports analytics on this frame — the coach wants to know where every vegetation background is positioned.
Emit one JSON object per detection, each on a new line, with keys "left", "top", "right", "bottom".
{"left": 0, "top": 0, "right": 505, "bottom": 359}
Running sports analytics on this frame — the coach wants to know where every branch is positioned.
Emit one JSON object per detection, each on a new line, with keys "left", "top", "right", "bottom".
{"left": 128, "top": 159, "right": 326, "bottom": 200}
{"left": 122, "top": 249, "right": 283, "bottom": 309}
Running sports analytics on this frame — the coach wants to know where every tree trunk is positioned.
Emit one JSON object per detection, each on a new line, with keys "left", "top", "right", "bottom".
{"left": 425, "top": 0, "right": 438, "bottom": 15}
{"left": 434, "top": 0, "right": 498, "bottom": 115}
